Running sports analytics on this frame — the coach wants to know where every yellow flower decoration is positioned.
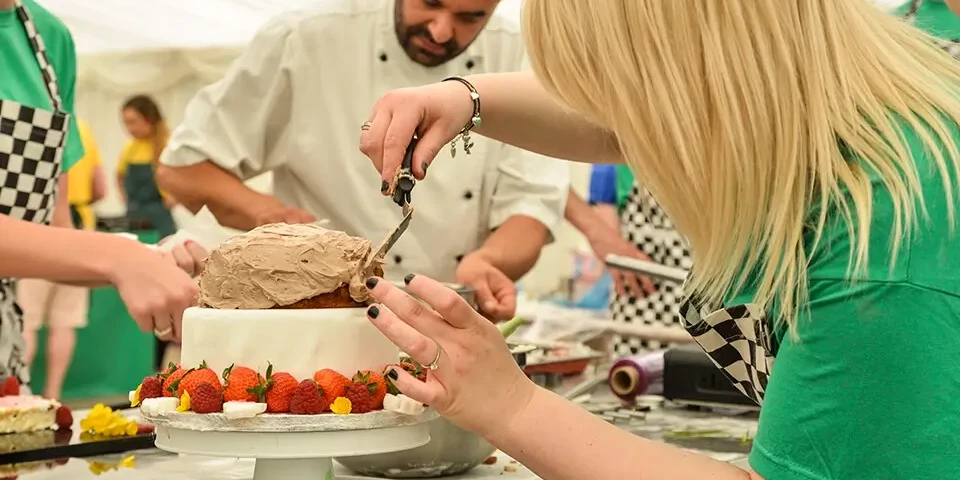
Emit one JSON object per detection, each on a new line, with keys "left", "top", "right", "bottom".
{"left": 177, "top": 391, "right": 191, "bottom": 412}
{"left": 87, "top": 455, "right": 136, "bottom": 475}
{"left": 130, "top": 384, "right": 142, "bottom": 407}
{"left": 80, "top": 404, "right": 139, "bottom": 437}
{"left": 330, "top": 397, "right": 352, "bottom": 415}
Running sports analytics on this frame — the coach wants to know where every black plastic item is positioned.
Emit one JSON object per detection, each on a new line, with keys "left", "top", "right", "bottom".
{"left": 0, "top": 428, "right": 155, "bottom": 466}
{"left": 662, "top": 346, "right": 759, "bottom": 408}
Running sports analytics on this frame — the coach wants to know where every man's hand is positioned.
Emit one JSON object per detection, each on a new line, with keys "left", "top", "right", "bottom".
{"left": 584, "top": 224, "right": 656, "bottom": 298}
{"left": 244, "top": 194, "right": 317, "bottom": 227}
{"left": 456, "top": 252, "right": 517, "bottom": 322}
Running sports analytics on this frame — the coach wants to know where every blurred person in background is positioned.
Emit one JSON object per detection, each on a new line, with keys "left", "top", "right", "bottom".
{"left": 156, "top": 0, "right": 570, "bottom": 321}
{"left": 16, "top": 118, "right": 104, "bottom": 399}
{"left": 118, "top": 95, "right": 177, "bottom": 239}
{"left": 563, "top": 167, "right": 655, "bottom": 304}
{"left": 0, "top": 0, "right": 200, "bottom": 392}
{"left": 568, "top": 165, "right": 692, "bottom": 355}
{"left": 68, "top": 119, "right": 106, "bottom": 230}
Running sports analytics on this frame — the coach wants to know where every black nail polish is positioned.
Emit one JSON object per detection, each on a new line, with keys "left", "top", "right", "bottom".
{"left": 386, "top": 369, "right": 398, "bottom": 380}
{"left": 403, "top": 273, "right": 415, "bottom": 285}
{"left": 381, "top": 181, "right": 389, "bottom": 193}
{"left": 422, "top": 162, "right": 429, "bottom": 173}
{"left": 367, "top": 305, "right": 380, "bottom": 319}
{"left": 365, "top": 277, "right": 379, "bottom": 289}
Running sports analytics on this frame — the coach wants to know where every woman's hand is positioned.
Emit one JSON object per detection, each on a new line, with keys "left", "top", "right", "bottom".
{"left": 365, "top": 274, "right": 536, "bottom": 437}
{"left": 359, "top": 82, "right": 474, "bottom": 192}
{"left": 158, "top": 238, "right": 208, "bottom": 277}
{"left": 106, "top": 237, "right": 199, "bottom": 342}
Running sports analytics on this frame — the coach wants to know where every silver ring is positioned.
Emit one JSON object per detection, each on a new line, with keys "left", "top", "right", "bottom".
{"left": 361, "top": 121, "right": 372, "bottom": 131}
{"left": 425, "top": 343, "right": 442, "bottom": 371}
{"left": 154, "top": 327, "right": 173, "bottom": 338}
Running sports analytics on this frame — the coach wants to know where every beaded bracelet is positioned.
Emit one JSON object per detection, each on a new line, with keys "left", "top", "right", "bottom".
{"left": 442, "top": 76, "right": 482, "bottom": 157}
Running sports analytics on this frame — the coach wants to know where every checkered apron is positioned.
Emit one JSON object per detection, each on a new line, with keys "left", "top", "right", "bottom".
{"left": 904, "top": 0, "right": 960, "bottom": 59}
{"left": 612, "top": 183, "right": 776, "bottom": 406}
{"left": 609, "top": 184, "right": 693, "bottom": 355}
{"left": 0, "top": 1, "right": 71, "bottom": 386}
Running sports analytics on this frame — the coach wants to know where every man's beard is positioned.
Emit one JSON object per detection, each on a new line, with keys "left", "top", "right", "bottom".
{"left": 393, "top": 1, "right": 463, "bottom": 67}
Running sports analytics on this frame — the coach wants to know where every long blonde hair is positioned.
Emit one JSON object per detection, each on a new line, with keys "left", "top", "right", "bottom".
{"left": 523, "top": 1, "right": 960, "bottom": 331}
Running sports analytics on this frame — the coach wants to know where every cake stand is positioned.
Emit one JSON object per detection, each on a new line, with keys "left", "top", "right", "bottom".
{"left": 143, "top": 409, "right": 439, "bottom": 480}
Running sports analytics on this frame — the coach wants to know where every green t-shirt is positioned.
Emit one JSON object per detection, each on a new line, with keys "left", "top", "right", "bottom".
{"left": 739, "top": 122, "right": 960, "bottom": 478}
{"left": 0, "top": 0, "right": 83, "bottom": 172}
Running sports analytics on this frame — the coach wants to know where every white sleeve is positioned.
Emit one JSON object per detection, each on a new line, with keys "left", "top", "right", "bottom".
{"left": 160, "top": 16, "right": 299, "bottom": 180}
{"left": 487, "top": 143, "right": 571, "bottom": 243}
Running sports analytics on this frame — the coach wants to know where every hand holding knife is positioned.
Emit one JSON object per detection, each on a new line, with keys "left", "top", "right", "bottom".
{"left": 392, "top": 134, "right": 418, "bottom": 213}
{"left": 365, "top": 135, "right": 418, "bottom": 275}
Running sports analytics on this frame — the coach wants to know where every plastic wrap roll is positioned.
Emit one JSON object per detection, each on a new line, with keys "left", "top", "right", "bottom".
{"left": 608, "top": 350, "right": 665, "bottom": 403}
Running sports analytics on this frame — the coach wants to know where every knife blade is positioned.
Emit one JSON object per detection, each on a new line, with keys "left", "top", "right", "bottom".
{"left": 365, "top": 205, "right": 415, "bottom": 273}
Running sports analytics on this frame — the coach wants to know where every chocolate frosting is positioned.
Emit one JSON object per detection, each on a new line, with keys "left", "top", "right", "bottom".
{"left": 198, "top": 223, "right": 380, "bottom": 309}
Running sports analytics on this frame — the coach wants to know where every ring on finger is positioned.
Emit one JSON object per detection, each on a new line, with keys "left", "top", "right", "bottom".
{"left": 361, "top": 121, "right": 372, "bottom": 131}
{"left": 154, "top": 326, "right": 173, "bottom": 338}
{"left": 425, "top": 342, "right": 442, "bottom": 371}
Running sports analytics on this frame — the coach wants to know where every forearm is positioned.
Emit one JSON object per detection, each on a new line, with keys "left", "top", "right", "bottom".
{"left": 155, "top": 162, "right": 263, "bottom": 231}
{"left": 489, "top": 387, "right": 759, "bottom": 480}
{"left": 564, "top": 188, "right": 608, "bottom": 240}
{"left": 463, "top": 72, "right": 622, "bottom": 164}
{"left": 0, "top": 215, "right": 124, "bottom": 285}
{"left": 475, "top": 216, "right": 547, "bottom": 280}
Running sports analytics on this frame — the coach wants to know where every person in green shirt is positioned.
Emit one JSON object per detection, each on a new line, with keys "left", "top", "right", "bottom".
{"left": 0, "top": 0, "right": 202, "bottom": 393}
{"left": 357, "top": 1, "right": 960, "bottom": 479}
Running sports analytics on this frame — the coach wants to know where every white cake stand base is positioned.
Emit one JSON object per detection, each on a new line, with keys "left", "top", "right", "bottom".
{"left": 147, "top": 410, "right": 437, "bottom": 480}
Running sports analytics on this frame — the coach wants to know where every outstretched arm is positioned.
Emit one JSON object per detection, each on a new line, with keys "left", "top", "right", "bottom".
{"left": 465, "top": 72, "right": 623, "bottom": 164}
{"left": 490, "top": 386, "right": 762, "bottom": 480}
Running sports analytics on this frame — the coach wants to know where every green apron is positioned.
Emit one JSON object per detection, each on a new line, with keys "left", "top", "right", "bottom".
{"left": 124, "top": 163, "right": 175, "bottom": 238}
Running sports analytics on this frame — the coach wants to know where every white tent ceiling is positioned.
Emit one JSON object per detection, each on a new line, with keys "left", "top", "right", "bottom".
{"left": 41, "top": 0, "right": 526, "bottom": 56}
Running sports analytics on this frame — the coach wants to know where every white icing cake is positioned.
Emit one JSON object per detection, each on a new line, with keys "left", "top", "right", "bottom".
{"left": 179, "top": 307, "right": 400, "bottom": 382}
{"left": 0, "top": 396, "right": 59, "bottom": 434}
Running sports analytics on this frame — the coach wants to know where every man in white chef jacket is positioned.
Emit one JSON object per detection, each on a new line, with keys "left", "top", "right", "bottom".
{"left": 156, "top": 0, "right": 570, "bottom": 321}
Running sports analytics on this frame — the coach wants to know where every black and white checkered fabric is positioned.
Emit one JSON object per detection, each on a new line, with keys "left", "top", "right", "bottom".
{"left": 0, "top": 0, "right": 71, "bottom": 387}
{"left": 610, "top": 184, "right": 692, "bottom": 355}
{"left": 679, "top": 299, "right": 776, "bottom": 406}
{"left": 903, "top": 0, "right": 960, "bottom": 59}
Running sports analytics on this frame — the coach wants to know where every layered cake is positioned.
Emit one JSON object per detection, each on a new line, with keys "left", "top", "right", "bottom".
{"left": 134, "top": 223, "right": 413, "bottom": 418}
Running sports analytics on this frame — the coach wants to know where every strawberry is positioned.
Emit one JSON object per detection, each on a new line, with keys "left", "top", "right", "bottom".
{"left": 313, "top": 369, "right": 350, "bottom": 406}
{"left": 139, "top": 376, "right": 163, "bottom": 401}
{"left": 54, "top": 405, "right": 73, "bottom": 429}
{"left": 174, "top": 361, "right": 223, "bottom": 399}
{"left": 190, "top": 382, "right": 223, "bottom": 414}
{"left": 400, "top": 359, "right": 427, "bottom": 381}
{"left": 265, "top": 370, "right": 299, "bottom": 413}
{"left": 136, "top": 423, "right": 156, "bottom": 435}
{"left": 344, "top": 383, "right": 374, "bottom": 414}
{"left": 54, "top": 428, "right": 72, "bottom": 446}
{"left": 2, "top": 377, "right": 19, "bottom": 396}
{"left": 160, "top": 363, "right": 186, "bottom": 398}
{"left": 289, "top": 380, "right": 330, "bottom": 415}
{"left": 222, "top": 364, "right": 265, "bottom": 403}
{"left": 353, "top": 370, "right": 387, "bottom": 409}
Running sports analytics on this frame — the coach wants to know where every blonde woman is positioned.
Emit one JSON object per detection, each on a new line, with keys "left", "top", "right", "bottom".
{"left": 358, "top": 1, "right": 960, "bottom": 478}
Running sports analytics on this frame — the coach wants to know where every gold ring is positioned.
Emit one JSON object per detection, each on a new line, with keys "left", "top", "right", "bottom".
{"left": 361, "top": 121, "right": 372, "bottom": 131}
{"left": 426, "top": 343, "right": 442, "bottom": 371}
